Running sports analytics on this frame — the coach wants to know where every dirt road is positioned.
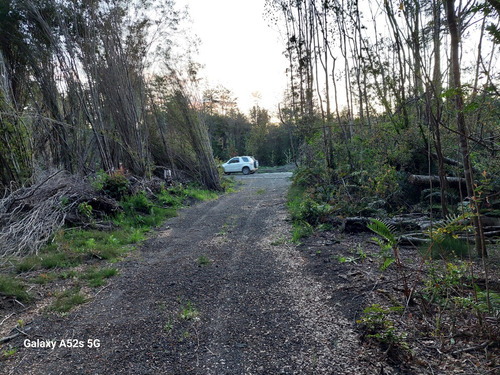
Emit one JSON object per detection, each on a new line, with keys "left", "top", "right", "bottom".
{"left": 6, "top": 173, "right": 375, "bottom": 374}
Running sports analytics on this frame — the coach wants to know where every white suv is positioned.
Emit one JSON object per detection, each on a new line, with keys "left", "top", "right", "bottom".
{"left": 222, "top": 156, "right": 259, "bottom": 175}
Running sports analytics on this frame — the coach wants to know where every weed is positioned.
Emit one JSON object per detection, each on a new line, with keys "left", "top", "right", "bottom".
{"left": 0, "top": 275, "right": 31, "bottom": 301}
{"left": 256, "top": 188, "right": 266, "bottom": 195}
{"left": 197, "top": 255, "right": 211, "bottom": 266}
{"left": 82, "top": 267, "right": 118, "bottom": 287}
{"left": 291, "top": 221, "right": 313, "bottom": 243}
{"left": 127, "top": 227, "right": 145, "bottom": 244}
{"left": 164, "top": 319, "right": 173, "bottom": 333}
{"left": 16, "top": 256, "right": 40, "bottom": 273}
{"left": 180, "top": 301, "right": 199, "bottom": 321}
{"left": 271, "top": 236, "right": 287, "bottom": 246}
{"left": 59, "top": 270, "right": 77, "bottom": 279}
{"left": 357, "top": 303, "right": 407, "bottom": 348}
{"left": 85, "top": 238, "right": 96, "bottom": 249}
{"left": 178, "top": 330, "right": 190, "bottom": 341}
{"left": 33, "top": 273, "right": 57, "bottom": 285}
{"left": 51, "top": 288, "right": 87, "bottom": 313}
{"left": 2, "top": 346, "right": 17, "bottom": 359}
{"left": 368, "top": 219, "right": 410, "bottom": 296}
{"left": 336, "top": 255, "right": 357, "bottom": 264}
{"left": 107, "top": 235, "right": 119, "bottom": 245}
{"left": 78, "top": 202, "right": 93, "bottom": 220}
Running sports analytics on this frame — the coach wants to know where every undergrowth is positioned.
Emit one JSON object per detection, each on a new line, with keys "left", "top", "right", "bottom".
{"left": 1, "top": 180, "right": 221, "bottom": 313}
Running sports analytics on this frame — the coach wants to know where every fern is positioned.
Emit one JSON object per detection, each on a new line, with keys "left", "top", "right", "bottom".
{"left": 427, "top": 212, "right": 474, "bottom": 244}
{"left": 367, "top": 218, "right": 397, "bottom": 247}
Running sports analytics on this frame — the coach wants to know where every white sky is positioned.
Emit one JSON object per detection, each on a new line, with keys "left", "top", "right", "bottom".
{"left": 176, "top": 0, "right": 288, "bottom": 116}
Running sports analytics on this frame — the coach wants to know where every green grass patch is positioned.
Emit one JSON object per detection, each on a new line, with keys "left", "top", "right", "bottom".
{"left": 50, "top": 288, "right": 87, "bottom": 313}
{"left": 33, "top": 272, "right": 57, "bottom": 285}
{"left": 291, "top": 221, "right": 314, "bottom": 243}
{"left": 2, "top": 346, "right": 17, "bottom": 360}
{"left": 0, "top": 275, "right": 31, "bottom": 301}
{"left": 179, "top": 300, "right": 199, "bottom": 321}
{"left": 196, "top": 255, "right": 211, "bottom": 266}
{"left": 81, "top": 267, "right": 119, "bottom": 287}
{"left": 10, "top": 184, "right": 223, "bottom": 308}
{"left": 15, "top": 256, "right": 41, "bottom": 273}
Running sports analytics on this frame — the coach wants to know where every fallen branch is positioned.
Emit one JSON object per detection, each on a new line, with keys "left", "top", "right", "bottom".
{"left": 0, "top": 333, "right": 19, "bottom": 344}
{"left": 408, "top": 174, "right": 467, "bottom": 187}
{"left": 451, "top": 341, "right": 492, "bottom": 356}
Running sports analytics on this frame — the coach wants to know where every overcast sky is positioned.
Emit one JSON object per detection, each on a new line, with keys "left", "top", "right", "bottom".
{"left": 176, "top": 0, "right": 288, "bottom": 116}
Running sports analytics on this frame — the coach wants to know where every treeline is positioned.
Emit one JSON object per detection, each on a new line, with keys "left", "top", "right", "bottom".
{"left": 202, "top": 86, "right": 297, "bottom": 166}
{"left": 266, "top": 0, "right": 500, "bottom": 257}
{"left": 0, "top": 0, "right": 220, "bottom": 190}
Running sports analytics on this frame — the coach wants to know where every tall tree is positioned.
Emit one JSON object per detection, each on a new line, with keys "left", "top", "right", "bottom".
{"left": 445, "top": 0, "right": 486, "bottom": 257}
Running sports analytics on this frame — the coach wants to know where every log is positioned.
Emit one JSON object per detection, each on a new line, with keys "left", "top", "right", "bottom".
{"left": 431, "top": 153, "right": 480, "bottom": 173}
{"left": 408, "top": 174, "right": 467, "bottom": 187}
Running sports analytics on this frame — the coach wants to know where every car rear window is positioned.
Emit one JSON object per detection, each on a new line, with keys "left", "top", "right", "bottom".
{"left": 242, "top": 157, "right": 249, "bottom": 162}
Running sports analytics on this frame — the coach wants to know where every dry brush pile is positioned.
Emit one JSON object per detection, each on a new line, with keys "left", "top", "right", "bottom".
{"left": 0, "top": 170, "right": 119, "bottom": 260}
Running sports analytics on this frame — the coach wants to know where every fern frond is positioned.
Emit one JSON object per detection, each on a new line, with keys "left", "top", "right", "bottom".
{"left": 367, "top": 218, "right": 397, "bottom": 247}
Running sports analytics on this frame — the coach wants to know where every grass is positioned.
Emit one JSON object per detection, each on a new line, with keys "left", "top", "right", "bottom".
{"left": 50, "top": 288, "right": 87, "bottom": 313}
{"left": 2, "top": 346, "right": 17, "bottom": 360}
{"left": 2, "top": 183, "right": 221, "bottom": 314}
{"left": 0, "top": 275, "right": 31, "bottom": 302}
{"left": 291, "top": 221, "right": 313, "bottom": 243}
{"left": 81, "top": 267, "right": 119, "bottom": 287}
{"left": 164, "top": 319, "right": 173, "bottom": 333}
{"left": 270, "top": 236, "right": 288, "bottom": 246}
{"left": 33, "top": 272, "right": 57, "bottom": 285}
{"left": 179, "top": 301, "right": 199, "bottom": 321}
{"left": 196, "top": 255, "right": 211, "bottom": 266}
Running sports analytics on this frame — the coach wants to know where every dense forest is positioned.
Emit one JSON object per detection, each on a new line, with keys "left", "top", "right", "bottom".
{"left": 0, "top": 0, "right": 296, "bottom": 191}
{"left": 263, "top": 0, "right": 500, "bottom": 255}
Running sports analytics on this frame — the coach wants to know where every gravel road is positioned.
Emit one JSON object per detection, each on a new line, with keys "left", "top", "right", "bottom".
{"left": 6, "top": 173, "right": 375, "bottom": 375}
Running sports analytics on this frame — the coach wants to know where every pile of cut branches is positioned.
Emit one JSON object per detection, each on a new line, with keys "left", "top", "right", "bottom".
{"left": 0, "top": 170, "right": 101, "bottom": 259}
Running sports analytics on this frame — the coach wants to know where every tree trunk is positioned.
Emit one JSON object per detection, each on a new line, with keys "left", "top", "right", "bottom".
{"left": 445, "top": 0, "right": 487, "bottom": 258}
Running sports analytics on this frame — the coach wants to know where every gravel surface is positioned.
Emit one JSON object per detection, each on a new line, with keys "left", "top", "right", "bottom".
{"left": 5, "top": 173, "right": 381, "bottom": 374}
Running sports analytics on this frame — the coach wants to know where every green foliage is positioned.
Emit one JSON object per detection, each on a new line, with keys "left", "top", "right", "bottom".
{"left": 2, "top": 345, "right": 17, "bottom": 360}
{"left": 123, "top": 191, "right": 152, "bottom": 214}
{"left": 367, "top": 219, "right": 397, "bottom": 247}
{"left": 368, "top": 219, "right": 398, "bottom": 271}
{"left": 357, "top": 303, "right": 407, "bottom": 347}
{"left": 78, "top": 202, "right": 93, "bottom": 219}
{"left": 196, "top": 255, "right": 211, "bottom": 266}
{"left": 0, "top": 275, "right": 31, "bottom": 301}
{"left": 94, "top": 172, "right": 130, "bottom": 200}
{"left": 179, "top": 300, "right": 199, "bottom": 321}
{"left": 423, "top": 236, "right": 470, "bottom": 259}
{"left": 291, "top": 221, "right": 313, "bottom": 243}
{"left": 426, "top": 213, "right": 474, "bottom": 244}
{"left": 422, "top": 262, "right": 469, "bottom": 307}
{"left": 50, "top": 288, "right": 87, "bottom": 313}
{"left": 82, "top": 267, "right": 118, "bottom": 287}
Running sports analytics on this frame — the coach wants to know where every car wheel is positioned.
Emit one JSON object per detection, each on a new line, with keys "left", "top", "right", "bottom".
{"left": 242, "top": 167, "right": 250, "bottom": 175}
